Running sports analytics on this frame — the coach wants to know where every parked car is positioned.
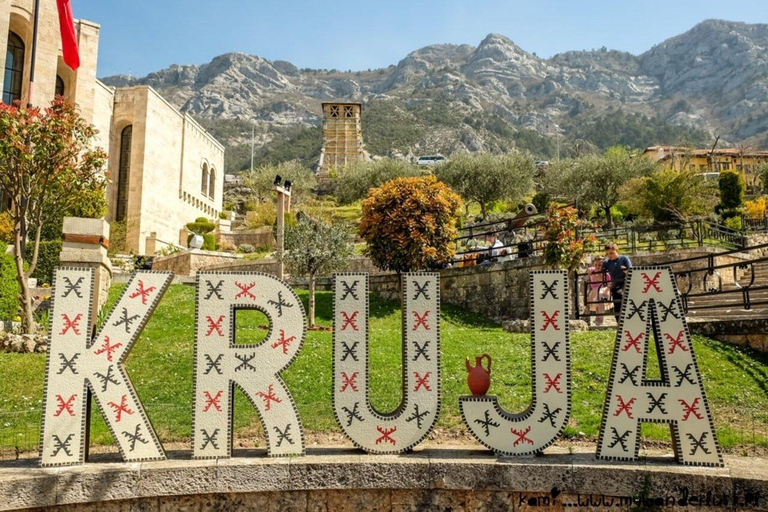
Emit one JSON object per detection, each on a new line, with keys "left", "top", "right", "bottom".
{"left": 417, "top": 155, "right": 447, "bottom": 167}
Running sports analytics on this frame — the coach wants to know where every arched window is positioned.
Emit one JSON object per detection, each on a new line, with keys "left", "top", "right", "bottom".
{"left": 55, "top": 75, "right": 65, "bottom": 98}
{"left": 201, "top": 163, "right": 209, "bottom": 197}
{"left": 116, "top": 125, "right": 132, "bottom": 222}
{"left": 208, "top": 168, "right": 216, "bottom": 199}
{"left": 3, "top": 32, "right": 25, "bottom": 104}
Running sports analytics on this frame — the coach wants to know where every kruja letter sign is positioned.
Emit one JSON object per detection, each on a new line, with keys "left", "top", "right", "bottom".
{"left": 39, "top": 266, "right": 723, "bottom": 467}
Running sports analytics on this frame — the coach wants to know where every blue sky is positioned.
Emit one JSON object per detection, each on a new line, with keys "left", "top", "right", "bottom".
{"left": 74, "top": 0, "right": 768, "bottom": 78}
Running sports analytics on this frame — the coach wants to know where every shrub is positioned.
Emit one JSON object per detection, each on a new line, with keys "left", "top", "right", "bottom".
{"left": 359, "top": 176, "right": 463, "bottom": 273}
{"left": 717, "top": 170, "right": 745, "bottom": 219}
{"left": 108, "top": 220, "right": 130, "bottom": 255}
{"left": 202, "top": 234, "right": 217, "bottom": 252}
{"left": 187, "top": 217, "right": 215, "bottom": 235}
{"left": 245, "top": 202, "right": 277, "bottom": 229}
{"left": 238, "top": 244, "right": 256, "bottom": 254}
{"left": 724, "top": 216, "right": 744, "bottom": 232}
{"left": 0, "top": 242, "right": 20, "bottom": 321}
{"left": 334, "top": 158, "right": 423, "bottom": 205}
{"left": 745, "top": 197, "right": 768, "bottom": 218}
{"left": 0, "top": 211, "right": 12, "bottom": 244}
{"left": 542, "top": 205, "right": 595, "bottom": 270}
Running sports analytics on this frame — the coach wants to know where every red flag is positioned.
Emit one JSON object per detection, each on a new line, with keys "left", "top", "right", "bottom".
{"left": 56, "top": 0, "right": 80, "bottom": 70}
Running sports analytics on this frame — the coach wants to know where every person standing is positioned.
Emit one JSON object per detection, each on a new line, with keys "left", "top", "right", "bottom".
{"left": 587, "top": 257, "right": 611, "bottom": 325}
{"left": 603, "top": 242, "right": 632, "bottom": 320}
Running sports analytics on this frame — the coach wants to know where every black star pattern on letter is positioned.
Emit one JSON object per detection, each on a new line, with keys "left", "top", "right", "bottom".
{"left": 412, "top": 341, "right": 431, "bottom": 362}
{"left": 412, "top": 281, "right": 431, "bottom": 301}
{"left": 340, "top": 280, "right": 359, "bottom": 301}
{"left": 673, "top": 364, "right": 696, "bottom": 387}
{"left": 342, "top": 402, "right": 365, "bottom": 427}
{"left": 626, "top": 299, "right": 647, "bottom": 322}
{"left": 658, "top": 299, "right": 681, "bottom": 322}
{"left": 113, "top": 308, "right": 140, "bottom": 333}
{"left": 646, "top": 392, "right": 668, "bottom": 415}
{"left": 341, "top": 341, "right": 359, "bottom": 362}
{"left": 204, "top": 354, "right": 224, "bottom": 375}
{"left": 235, "top": 352, "right": 257, "bottom": 372}
{"left": 51, "top": 434, "right": 74, "bottom": 457}
{"left": 57, "top": 353, "right": 80, "bottom": 375}
{"left": 205, "top": 280, "right": 224, "bottom": 300}
{"left": 619, "top": 363, "right": 641, "bottom": 386}
{"left": 542, "top": 342, "right": 560, "bottom": 362}
{"left": 405, "top": 404, "right": 430, "bottom": 430}
{"left": 474, "top": 410, "right": 500, "bottom": 437}
{"left": 540, "top": 280, "right": 559, "bottom": 300}
{"left": 608, "top": 427, "right": 632, "bottom": 452}
{"left": 61, "top": 277, "right": 84, "bottom": 299}
{"left": 122, "top": 425, "right": 149, "bottom": 452}
{"left": 267, "top": 291, "right": 294, "bottom": 318}
{"left": 93, "top": 365, "right": 120, "bottom": 392}
{"left": 687, "top": 432, "right": 711, "bottom": 456}
{"left": 274, "top": 424, "right": 295, "bottom": 447}
{"left": 538, "top": 403, "right": 562, "bottom": 428}
{"left": 200, "top": 428, "right": 220, "bottom": 450}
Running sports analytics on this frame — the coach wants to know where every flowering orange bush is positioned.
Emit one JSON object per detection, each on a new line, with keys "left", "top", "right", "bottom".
{"left": 359, "top": 176, "right": 463, "bottom": 273}
{"left": 542, "top": 204, "right": 595, "bottom": 270}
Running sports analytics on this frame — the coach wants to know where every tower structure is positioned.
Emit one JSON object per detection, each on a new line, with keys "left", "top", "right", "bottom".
{"left": 318, "top": 102, "right": 364, "bottom": 180}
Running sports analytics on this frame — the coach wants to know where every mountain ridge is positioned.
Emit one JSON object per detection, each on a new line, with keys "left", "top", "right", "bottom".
{"left": 101, "top": 19, "right": 768, "bottom": 172}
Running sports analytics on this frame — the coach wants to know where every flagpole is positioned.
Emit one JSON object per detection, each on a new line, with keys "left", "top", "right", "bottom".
{"left": 27, "top": 0, "right": 41, "bottom": 108}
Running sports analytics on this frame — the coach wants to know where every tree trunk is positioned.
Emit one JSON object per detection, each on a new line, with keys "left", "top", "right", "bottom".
{"left": 480, "top": 203, "right": 488, "bottom": 220}
{"left": 604, "top": 206, "right": 613, "bottom": 229}
{"left": 13, "top": 231, "right": 34, "bottom": 334}
{"left": 308, "top": 271, "right": 316, "bottom": 329}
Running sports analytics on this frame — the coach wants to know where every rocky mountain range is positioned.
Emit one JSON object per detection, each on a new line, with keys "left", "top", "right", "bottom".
{"left": 102, "top": 19, "right": 768, "bottom": 172}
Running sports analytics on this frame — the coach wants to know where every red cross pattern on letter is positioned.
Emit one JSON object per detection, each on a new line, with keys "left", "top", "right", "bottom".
{"left": 413, "top": 311, "right": 431, "bottom": 331}
{"left": 203, "top": 391, "right": 223, "bottom": 413}
{"left": 205, "top": 315, "right": 225, "bottom": 337}
{"left": 680, "top": 398, "right": 703, "bottom": 421}
{"left": 622, "top": 331, "right": 644, "bottom": 353}
{"left": 129, "top": 280, "right": 157, "bottom": 305}
{"left": 107, "top": 395, "right": 135, "bottom": 422}
{"left": 414, "top": 372, "right": 432, "bottom": 392}
{"left": 665, "top": 331, "right": 689, "bottom": 354}
{"left": 53, "top": 394, "right": 77, "bottom": 417}
{"left": 234, "top": 281, "right": 256, "bottom": 300}
{"left": 271, "top": 329, "right": 296, "bottom": 355}
{"left": 511, "top": 426, "right": 534, "bottom": 447}
{"left": 543, "top": 373, "right": 563, "bottom": 393}
{"left": 613, "top": 395, "right": 636, "bottom": 419}
{"left": 641, "top": 272, "right": 662, "bottom": 293}
{"left": 94, "top": 336, "right": 123, "bottom": 362}
{"left": 340, "top": 371, "right": 359, "bottom": 393}
{"left": 256, "top": 384, "right": 282, "bottom": 411}
{"left": 540, "top": 310, "right": 560, "bottom": 331}
{"left": 376, "top": 426, "right": 397, "bottom": 446}
{"left": 341, "top": 311, "right": 359, "bottom": 331}
{"left": 60, "top": 313, "right": 82, "bottom": 335}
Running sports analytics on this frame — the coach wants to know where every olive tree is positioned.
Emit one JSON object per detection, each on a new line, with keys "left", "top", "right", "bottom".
{"left": 245, "top": 161, "right": 317, "bottom": 205}
{"left": 334, "top": 158, "right": 423, "bottom": 205}
{"left": 283, "top": 215, "right": 354, "bottom": 327}
{"left": 436, "top": 153, "right": 535, "bottom": 219}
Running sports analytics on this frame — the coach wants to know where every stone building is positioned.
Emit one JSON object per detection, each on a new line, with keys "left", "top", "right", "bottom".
{"left": 317, "top": 102, "right": 364, "bottom": 179}
{"left": 1, "top": 0, "right": 225, "bottom": 254}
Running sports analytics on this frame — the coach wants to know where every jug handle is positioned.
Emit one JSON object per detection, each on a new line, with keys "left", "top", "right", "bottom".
{"left": 481, "top": 354, "right": 492, "bottom": 373}
{"left": 465, "top": 357, "right": 473, "bottom": 372}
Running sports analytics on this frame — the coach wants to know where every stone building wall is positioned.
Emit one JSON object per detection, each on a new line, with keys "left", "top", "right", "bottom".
{"left": 106, "top": 86, "right": 225, "bottom": 254}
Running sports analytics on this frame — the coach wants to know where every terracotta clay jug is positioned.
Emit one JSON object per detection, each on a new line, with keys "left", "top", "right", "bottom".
{"left": 466, "top": 354, "right": 492, "bottom": 396}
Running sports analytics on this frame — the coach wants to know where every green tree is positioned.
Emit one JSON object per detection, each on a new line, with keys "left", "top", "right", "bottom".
{"left": 334, "top": 158, "right": 423, "bottom": 205}
{"left": 620, "top": 168, "right": 719, "bottom": 224}
{"left": 244, "top": 161, "right": 317, "bottom": 205}
{"left": 542, "top": 205, "right": 595, "bottom": 270}
{"left": 283, "top": 215, "right": 354, "bottom": 327}
{"left": 0, "top": 99, "right": 106, "bottom": 333}
{"left": 359, "top": 176, "right": 463, "bottom": 273}
{"left": 436, "top": 153, "right": 534, "bottom": 219}
{"left": 757, "top": 163, "right": 768, "bottom": 194}
{"left": 564, "top": 148, "right": 657, "bottom": 228}
{"left": 717, "top": 170, "right": 745, "bottom": 219}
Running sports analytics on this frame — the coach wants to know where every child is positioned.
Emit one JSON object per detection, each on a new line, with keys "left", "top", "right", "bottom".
{"left": 603, "top": 242, "right": 632, "bottom": 320}
{"left": 588, "top": 257, "right": 611, "bottom": 325}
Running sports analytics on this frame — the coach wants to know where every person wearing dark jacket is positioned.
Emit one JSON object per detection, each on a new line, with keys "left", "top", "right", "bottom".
{"left": 603, "top": 242, "right": 632, "bottom": 320}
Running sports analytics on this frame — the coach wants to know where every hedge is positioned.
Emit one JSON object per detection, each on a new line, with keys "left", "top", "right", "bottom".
{"left": 26, "top": 240, "right": 62, "bottom": 286}
{"left": 0, "top": 242, "right": 20, "bottom": 321}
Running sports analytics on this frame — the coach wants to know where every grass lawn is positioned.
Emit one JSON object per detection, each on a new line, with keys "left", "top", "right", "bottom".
{"left": 1, "top": 284, "right": 766, "bottom": 455}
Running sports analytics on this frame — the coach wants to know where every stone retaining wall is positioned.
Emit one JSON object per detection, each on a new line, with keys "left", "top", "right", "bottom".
{"left": 151, "top": 250, "right": 243, "bottom": 276}
{"left": 1, "top": 449, "right": 765, "bottom": 511}
{"left": 689, "top": 318, "right": 768, "bottom": 353}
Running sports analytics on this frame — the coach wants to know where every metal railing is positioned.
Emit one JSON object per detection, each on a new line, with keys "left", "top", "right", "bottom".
{"left": 574, "top": 241, "right": 768, "bottom": 321}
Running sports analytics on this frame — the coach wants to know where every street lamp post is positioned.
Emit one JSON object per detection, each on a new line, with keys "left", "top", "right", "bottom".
{"left": 273, "top": 176, "right": 292, "bottom": 281}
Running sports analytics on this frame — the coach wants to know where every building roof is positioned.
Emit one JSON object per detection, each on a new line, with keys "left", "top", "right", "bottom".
{"left": 644, "top": 145, "right": 768, "bottom": 161}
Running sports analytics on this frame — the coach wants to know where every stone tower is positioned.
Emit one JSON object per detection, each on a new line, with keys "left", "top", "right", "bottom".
{"left": 318, "top": 102, "right": 364, "bottom": 180}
